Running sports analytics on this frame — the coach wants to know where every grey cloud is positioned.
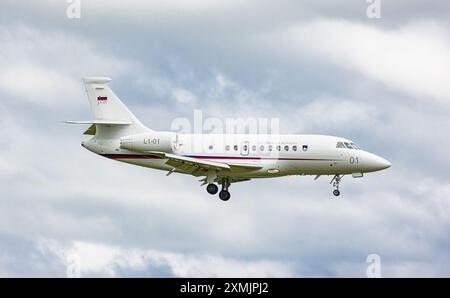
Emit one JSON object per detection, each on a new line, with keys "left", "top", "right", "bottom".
{"left": 0, "top": 234, "right": 66, "bottom": 277}
{"left": 0, "top": 1, "right": 450, "bottom": 277}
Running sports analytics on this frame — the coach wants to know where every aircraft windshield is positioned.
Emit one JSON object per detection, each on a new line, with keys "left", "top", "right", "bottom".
{"left": 336, "top": 142, "right": 361, "bottom": 149}
{"left": 336, "top": 142, "right": 346, "bottom": 148}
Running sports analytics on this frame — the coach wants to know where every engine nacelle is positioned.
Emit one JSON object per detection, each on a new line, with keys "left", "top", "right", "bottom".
{"left": 120, "top": 131, "right": 179, "bottom": 153}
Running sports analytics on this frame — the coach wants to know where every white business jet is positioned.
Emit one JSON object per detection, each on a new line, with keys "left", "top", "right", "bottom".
{"left": 66, "top": 77, "right": 391, "bottom": 201}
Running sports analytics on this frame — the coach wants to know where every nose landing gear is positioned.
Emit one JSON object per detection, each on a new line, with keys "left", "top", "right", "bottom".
{"left": 330, "top": 174, "right": 344, "bottom": 197}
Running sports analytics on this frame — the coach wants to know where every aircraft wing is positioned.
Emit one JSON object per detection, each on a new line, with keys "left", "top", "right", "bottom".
{"left": 146, "top": 151, "right": 230, "bottom": 176}
{"left": 145, "top": 151, "right": 261, "bottom": 177}
{"left": 63, "top": 120, "right": 132, "bottom": 125}
{"left": 226, "top": 162, "right": 262, "bottom": 172}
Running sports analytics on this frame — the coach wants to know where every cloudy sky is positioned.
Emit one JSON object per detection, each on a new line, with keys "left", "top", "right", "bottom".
{"left": 1, "top": 0, "right": 450, "bottom": 277}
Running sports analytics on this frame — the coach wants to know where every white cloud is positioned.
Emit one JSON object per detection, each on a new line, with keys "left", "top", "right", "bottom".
{"left": 172, "top": 88, "right": 197, "bottom": 104}
{"left": 331, "top": 257, "right": 450, "bottom": 278}
{"left": 290, "top": 96, "right": 379, "bottom": 132}
{"left": 60, "top": 0, "right": 243, "bottom": 18}
{"left": 1, "top": 2, "right": 450, "bottom": 278}
{"left": 42, "top": 240, "right": 294, "bottom": 277}
{"left": 0, "top": 26, "right": 131, "bottom": 106}
{"left": 0, "top": 64, "right": 79, "bottom": 106}
{"left": 273, "top": 20, "right": 450, "bottom": 104}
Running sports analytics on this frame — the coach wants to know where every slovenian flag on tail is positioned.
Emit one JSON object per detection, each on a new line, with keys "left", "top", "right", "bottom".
{"left": 97, "top": 96, "right": 108, "bottom": 101}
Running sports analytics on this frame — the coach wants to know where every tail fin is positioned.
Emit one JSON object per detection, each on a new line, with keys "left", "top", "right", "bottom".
{"left": 82, "top": 77, "right": 150, "bottom": 137}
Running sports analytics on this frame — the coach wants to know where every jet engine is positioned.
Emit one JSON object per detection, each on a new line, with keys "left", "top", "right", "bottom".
{"left": 120, "top": 131, "right": 179, "bottom": 153}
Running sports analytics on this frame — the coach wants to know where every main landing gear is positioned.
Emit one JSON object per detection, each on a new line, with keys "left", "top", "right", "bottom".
{"left": 206, "top": 183, "right": 218, "bottom": 195}
{"left": 330, "top": 174, "right": 344, "bottom": 197}
{"left": 219, "top": 189, "right": 231, "bottom": 201}
{"left": 206, "top": 178, "right": 231, "bottom": 201}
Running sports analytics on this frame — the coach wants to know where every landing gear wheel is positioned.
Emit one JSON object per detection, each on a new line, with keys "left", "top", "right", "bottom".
{"left": 219, "top": 190, "right": 231, "bottom": 201}
{"left": 330, "top": 175, "right": 343, "bottom": 197}
{"left": 206, "top": 184, "right": 219, "bottom": 195}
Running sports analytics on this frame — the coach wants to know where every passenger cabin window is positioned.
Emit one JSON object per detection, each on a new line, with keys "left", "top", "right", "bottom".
{"left": 209, "top": 145, "right": 213, "bottom": 150}
{"left": 292, "top": 145, "right": 297, "bottom": 151}
{"left": 276, "top": 145, "right": 281, "bottom": 151}
{"left": 234, "top": 145, "right": 238, "bottom": 151}
{"left": 225, "top": 145, "right": 230, "bottom": 151}
{"left": 252, "top": 145, "right": 257, "bottom": 151}
{"left": 260, "top": 145, "right": 265, "bottom": 151}
{"left": 284, "top": 145, "right": 289, "bottom": 151}
{"left": 268, "top": 145, "right": 273, "bottom": 152}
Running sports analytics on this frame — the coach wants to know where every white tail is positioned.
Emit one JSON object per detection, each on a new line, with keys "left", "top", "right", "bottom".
{"left": 83, "top": 77, "right": 145, "bottom": 126}
{"left": 71, "top": 77, "right": 151, "bottom": 139}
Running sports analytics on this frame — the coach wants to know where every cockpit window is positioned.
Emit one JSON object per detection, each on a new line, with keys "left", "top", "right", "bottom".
{"left": 336, "top": 142, "right": 345, "bottom": 149}
{"left": 344, "top": 142, "right": 354, "bottom": 149}
{"left": 338, "top": 141, "right": 361, "bottom": 149}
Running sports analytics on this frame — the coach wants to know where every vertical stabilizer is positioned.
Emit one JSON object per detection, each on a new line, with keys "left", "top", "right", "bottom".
{"left": 83, "top": 77, "right": 150, "bottom": 138}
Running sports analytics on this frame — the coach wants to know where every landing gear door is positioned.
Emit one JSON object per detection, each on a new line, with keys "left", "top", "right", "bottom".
{"left": 241, "top": 141, "right": 249, "bottom": 156}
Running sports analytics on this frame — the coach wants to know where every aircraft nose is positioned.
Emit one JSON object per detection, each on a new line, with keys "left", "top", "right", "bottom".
{"left": 369, "top": 153, "right": 391, "bottom": 171}
{"left": 376, "top": 156, "right": 391, "bottom": 170}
